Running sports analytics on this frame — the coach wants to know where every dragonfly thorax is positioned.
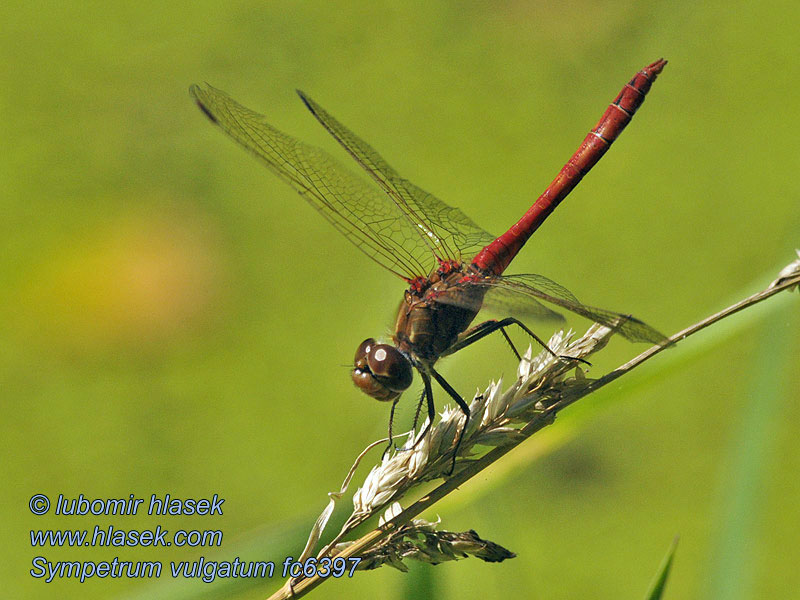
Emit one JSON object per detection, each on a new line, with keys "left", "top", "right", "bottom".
{"left": 394, "top": 267, "right": 486, "bottom": 361}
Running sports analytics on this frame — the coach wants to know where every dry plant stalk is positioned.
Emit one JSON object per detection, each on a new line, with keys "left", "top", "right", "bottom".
{"left": 270, "top": 253, "right": 800, "bottom": 600}
{"left": 336, "top": 502, "right": 516, "bottom": 571}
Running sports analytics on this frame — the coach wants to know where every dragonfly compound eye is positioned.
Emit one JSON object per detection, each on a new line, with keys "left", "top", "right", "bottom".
{"left": 354, "top": 338, "right": 377, "bottom": 365}
{"left": 352, "top": 339, "right": 413, "bottom": 402}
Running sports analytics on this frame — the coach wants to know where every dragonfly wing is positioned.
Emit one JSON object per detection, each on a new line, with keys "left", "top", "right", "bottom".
{"left": 481, "top": 287, "right": 567, "bottom": 322}
{"left": 191, "top": 83, "right": 434, "bottom": 280}
{"left": 468, "top": 273, "right": 667, "bottom": 344}
{"left": 297, "top": 92, "right": 495, "bottom": 265}
{"left": 428, "top": 272, "right": 566, "bottom": 323}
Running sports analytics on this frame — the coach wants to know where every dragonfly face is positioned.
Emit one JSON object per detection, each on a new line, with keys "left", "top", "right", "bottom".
{"left": 352, "top": 338, "right": 414, "bottom": 402}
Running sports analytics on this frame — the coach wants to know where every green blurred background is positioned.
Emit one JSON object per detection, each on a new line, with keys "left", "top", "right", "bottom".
{"left": 2, "top": 1, "right": 798, "bottom": 598}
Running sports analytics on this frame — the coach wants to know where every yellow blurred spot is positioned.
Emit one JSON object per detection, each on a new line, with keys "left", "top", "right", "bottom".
{"left": 16, "top": 205, "right": 225, "bottom": 354}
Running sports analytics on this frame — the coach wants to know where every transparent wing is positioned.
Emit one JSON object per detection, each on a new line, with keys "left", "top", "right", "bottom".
{"left": 191, "top": 84, "right": 496, "bottom": 280}
{"left": 297, "top": 91, "right": 495, "bottom": 265}
{"left": 191, "top": 84, "right": 431, "bottom": 280}
{"left": 439, "top": 273, "right": 666, "bottom": 344}
{"left": 481, "top": 287, "right": 567, "bottom": 322}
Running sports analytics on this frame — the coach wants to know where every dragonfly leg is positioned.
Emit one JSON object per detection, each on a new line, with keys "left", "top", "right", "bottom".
{"left": 499, "top": 327, "right": 522, "bottom": 360}
{"left": 429, "top": 367, "right": 471, "bottom": 476}
{"left": 497, "top": 318, "right": 591, "bottom": 365}
{"left": 382, "top": 396, "right": 402, "bottom": 458}
{"left": 445, "top": 318, "right": 552, "bottom": 358}
{"left": 445, "top": 318, "right": 591, "bottom": 367}
{"left": 410, "top": 387, "right": 427, "bottom": 436}
{"left": 409, "top": 372, "right": 436, "bottom": 450}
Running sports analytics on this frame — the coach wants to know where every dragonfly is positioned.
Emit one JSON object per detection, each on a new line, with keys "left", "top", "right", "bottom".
{"left": 190, "top": 58, "right": 667, "bottom": 468}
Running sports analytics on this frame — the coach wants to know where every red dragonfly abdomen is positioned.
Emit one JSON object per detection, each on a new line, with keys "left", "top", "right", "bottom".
{"left": 471, "top": 59, "right": 667, "bottom": 276}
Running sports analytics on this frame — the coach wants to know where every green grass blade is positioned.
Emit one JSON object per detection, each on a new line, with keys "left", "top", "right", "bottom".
{"left": 702, "top": 299, "right": 798, "bottom": 599}
{"left": 643, "top": 537, "right": 679, "bottom": 600}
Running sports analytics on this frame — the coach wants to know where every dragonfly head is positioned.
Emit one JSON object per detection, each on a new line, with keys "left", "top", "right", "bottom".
{"left": 352, "top": 338, "right": 413, "bottom": 402}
